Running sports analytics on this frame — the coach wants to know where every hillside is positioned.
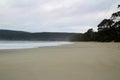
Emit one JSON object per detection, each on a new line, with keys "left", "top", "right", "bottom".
{"left": 0, "top": 29, "right": 78, "bottom": 41}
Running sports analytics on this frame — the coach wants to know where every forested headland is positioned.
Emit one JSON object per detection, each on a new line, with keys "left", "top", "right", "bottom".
{"left": 71, "top": 5, "right": 120, "bottom": 42}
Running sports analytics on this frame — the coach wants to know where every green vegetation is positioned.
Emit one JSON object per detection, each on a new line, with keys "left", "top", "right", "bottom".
{"left": 71, "top": 5, "right": 120, "bottom": 42}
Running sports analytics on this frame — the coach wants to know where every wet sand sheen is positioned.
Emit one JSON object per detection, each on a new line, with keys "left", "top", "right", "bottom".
{"left": 0, "top": 42, "right": 120, "bottom": 80}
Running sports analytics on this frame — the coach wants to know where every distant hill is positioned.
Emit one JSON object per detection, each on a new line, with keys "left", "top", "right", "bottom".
{"left": 0, "top": 29, "right": 78, "bottom": 41}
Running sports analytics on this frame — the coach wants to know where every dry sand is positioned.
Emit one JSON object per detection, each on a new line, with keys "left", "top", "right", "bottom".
{"left": 0, "top": 42, "right": 120, "bottom": 80}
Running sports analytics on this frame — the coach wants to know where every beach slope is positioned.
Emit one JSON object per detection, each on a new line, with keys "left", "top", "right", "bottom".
{"left": 0, "top": 42, "right": 120, "bottom": 80}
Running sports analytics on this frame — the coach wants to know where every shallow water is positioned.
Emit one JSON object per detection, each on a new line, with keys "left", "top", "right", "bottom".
{"left": 0, "top": 41, "right": 72, "bottom": 49}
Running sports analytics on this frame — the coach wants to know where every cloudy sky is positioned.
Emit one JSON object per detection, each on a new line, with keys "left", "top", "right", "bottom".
{"left": 0, "top": 0, "right": 119, "bottom": 33}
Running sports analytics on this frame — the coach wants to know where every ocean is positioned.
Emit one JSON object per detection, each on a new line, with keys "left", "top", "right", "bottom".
{"left": 0, "top": 41, "right": 72, "bottom": 49}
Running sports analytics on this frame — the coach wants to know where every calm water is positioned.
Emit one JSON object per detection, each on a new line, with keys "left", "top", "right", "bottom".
{"left": 0, "top": 41, "right": 72, "bottom": 49}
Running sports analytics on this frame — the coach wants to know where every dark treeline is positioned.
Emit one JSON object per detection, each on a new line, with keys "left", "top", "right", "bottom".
{"left": 0, "top": 29, "right": 77, "bottom": 41}
{"left": 71, "top": 6, "right": 120, "bottom": 42}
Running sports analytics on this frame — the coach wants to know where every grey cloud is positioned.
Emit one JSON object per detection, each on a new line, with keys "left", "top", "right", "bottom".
{"left": 0, "top": 0, "right": 119, "bottom": 33}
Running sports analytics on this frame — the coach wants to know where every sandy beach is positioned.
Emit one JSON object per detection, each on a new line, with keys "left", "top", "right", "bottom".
{"left": 0, "top": 42, "right": 120, "bottom": 80}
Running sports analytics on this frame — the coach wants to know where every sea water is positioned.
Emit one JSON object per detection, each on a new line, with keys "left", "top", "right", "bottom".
{"left": 0, "top": 41, "right": 72, "bottom": 49}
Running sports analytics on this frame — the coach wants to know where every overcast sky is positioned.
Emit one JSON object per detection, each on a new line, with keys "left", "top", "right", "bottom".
{"left": 0, "top": 0, "right": 119, "bottom": 33}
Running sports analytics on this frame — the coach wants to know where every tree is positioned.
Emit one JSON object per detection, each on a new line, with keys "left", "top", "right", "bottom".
{"left": 97, "top": 19, "right": 114, "bottom": 31}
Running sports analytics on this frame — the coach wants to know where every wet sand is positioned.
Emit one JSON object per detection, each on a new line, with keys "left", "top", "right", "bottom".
{"left": 0, "top": 42, "right": 120, "bottom": 80}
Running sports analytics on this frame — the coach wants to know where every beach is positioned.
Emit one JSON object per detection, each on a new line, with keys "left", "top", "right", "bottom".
{"left": 0, "top": 42, "right": 120, "bottom": 80}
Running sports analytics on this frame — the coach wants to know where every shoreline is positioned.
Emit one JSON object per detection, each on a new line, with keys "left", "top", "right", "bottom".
{"left": 0, "top": 42, "right": 120, "bottom": 80}
{"left": 0, "top": 41, "right": 73, "bottom": 50}
{"left": 0, "top": 41, "right": 118, "bottom": 50}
